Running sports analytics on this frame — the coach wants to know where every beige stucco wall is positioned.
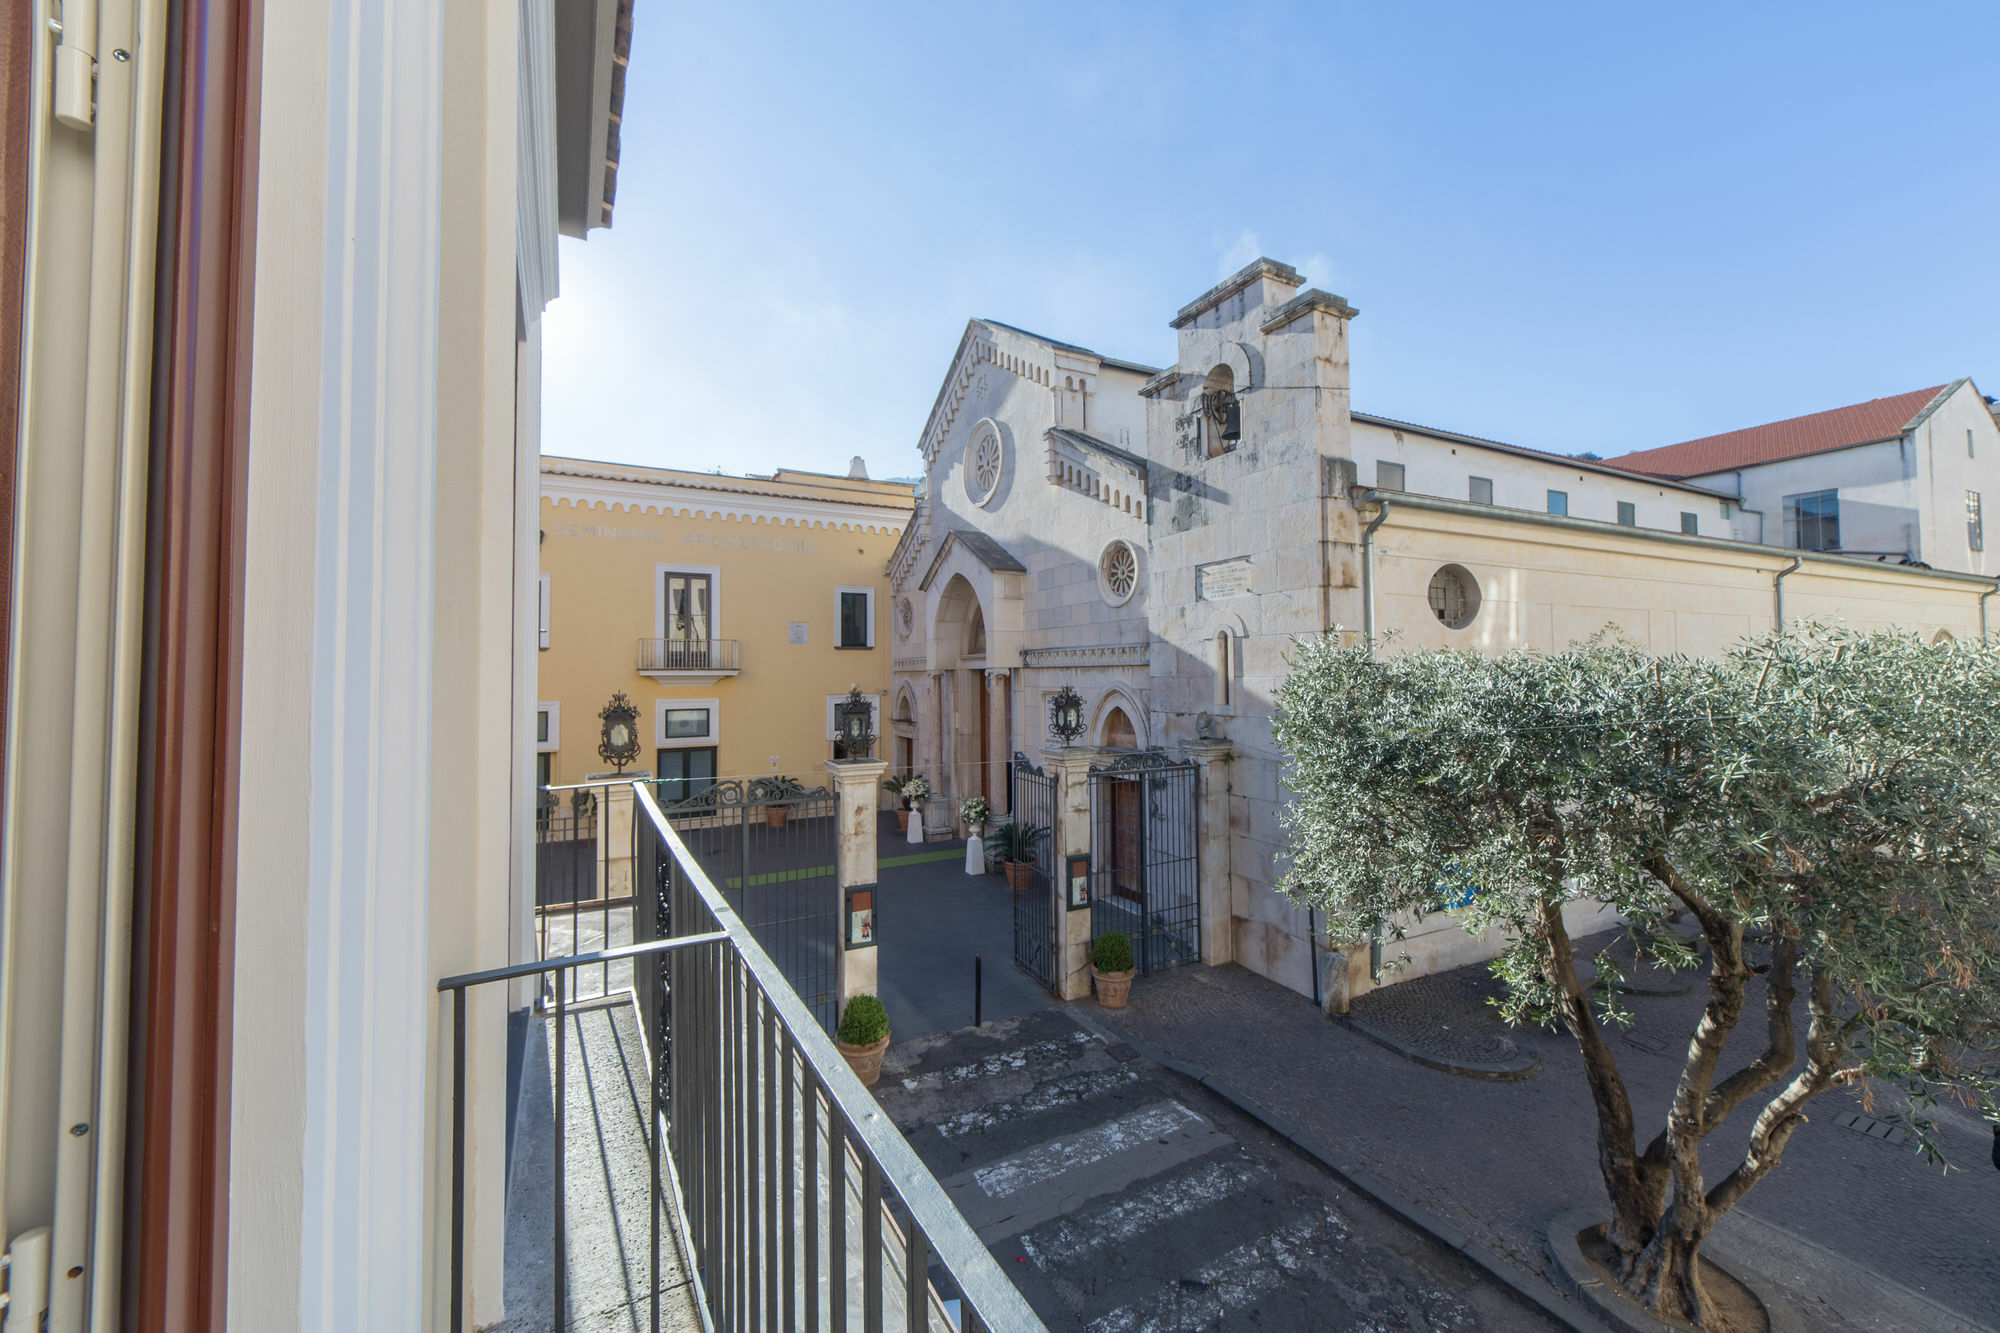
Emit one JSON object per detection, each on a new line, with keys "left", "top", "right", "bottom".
{"left": 1369, "top": 500, "right": 1987, "bottom": 655}
{"left": 536, "top": 470, "right": 912, "bottom": 791}
{"left": 1315, "top": 495, "right": 1993, "bottom": 1002}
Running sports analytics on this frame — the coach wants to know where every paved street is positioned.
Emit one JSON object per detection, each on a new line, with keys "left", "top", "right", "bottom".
{"left": 876, "top": 1007, "right": 1560, "bottom": 1332}
{"left": 1087, "top": 949, "right": 1998, "bottom": 1333}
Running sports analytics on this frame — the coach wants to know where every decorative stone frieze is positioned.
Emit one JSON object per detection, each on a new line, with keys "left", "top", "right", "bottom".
{"left": 1019, "top": 644, "right": 1148, "bottom": 669}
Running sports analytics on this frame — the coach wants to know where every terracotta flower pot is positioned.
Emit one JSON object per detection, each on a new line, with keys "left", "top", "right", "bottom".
{"left": 765, "top": 804, "right": 789, "bottom": 829}
{"left": 836, "top": 1033, "right": 890, "bottom": 1087}
{"left": 1092, "top": 967, "right": 1135, "bottom": 1008}
{"left": 1005, "top": 860, "right": 1036, "bottom": 891}
{"left": 895, "top": 809, "right": 911, "bottom": 832}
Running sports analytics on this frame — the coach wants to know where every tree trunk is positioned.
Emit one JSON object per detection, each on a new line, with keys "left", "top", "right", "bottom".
{"left": 1623, "top": 1223, "right": 1715, "bottom": 1329}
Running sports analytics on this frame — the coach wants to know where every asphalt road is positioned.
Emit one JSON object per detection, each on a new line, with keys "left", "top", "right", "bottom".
{"left": 875, "top": 1007, "right": 1561, "bottom": 1332}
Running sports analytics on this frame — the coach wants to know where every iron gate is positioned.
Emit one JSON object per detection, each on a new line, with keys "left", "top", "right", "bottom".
{"left": 1009, "top": 753, "right": 1059, "bottom": 994}
{"left": 659, "top": 776, "right": 840, "bottom": 1033}
{"left": 534, "top": 787, "right": 600, "bottom": 907}
{"left": 1090, "top": 751, "right": 1200, "bottom": 974}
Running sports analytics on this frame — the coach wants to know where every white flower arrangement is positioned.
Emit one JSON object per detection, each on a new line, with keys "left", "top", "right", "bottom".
{"left": 900, "top": 775, "right": 930, "bottom": 803}
{"left": 959, "top": 795, "right": 990, "bottom": 827}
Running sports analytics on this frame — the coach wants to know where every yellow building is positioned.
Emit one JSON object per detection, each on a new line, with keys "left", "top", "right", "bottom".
{"left": 537, "top": 457, "right": 916, "bottom": 799}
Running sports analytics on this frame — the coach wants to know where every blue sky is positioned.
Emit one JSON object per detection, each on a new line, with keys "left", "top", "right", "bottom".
{"left": 541, "top": 2, "right": 2000, "bottom": 480}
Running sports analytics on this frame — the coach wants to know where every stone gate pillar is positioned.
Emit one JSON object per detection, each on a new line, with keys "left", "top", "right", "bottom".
{"left": 1181, "top": 741, "right": 1235, "bottom": 968}
{"left": 1044, "top": 746, "right": 1104, "bottom": 1001}
{"left": 827, "top": 758, "right": 888, "bottom": 1009}
{"left": 590, "top": 775, "right": 637, "bottom": 901}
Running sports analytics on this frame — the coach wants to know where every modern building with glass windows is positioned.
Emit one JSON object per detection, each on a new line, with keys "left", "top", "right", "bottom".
{"left": 1612, "top": 379, "right": 2000, "bottom": 573}
{"left": 536, "top": 457, "right": 914, "bottom": 803}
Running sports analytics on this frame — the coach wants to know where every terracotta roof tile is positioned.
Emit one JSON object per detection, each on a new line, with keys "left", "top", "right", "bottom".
{"left": 1611, "top": 385, "right": 1951, "bottom": 479}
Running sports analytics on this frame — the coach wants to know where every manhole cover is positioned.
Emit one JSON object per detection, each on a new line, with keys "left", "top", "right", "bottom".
{"left": 1104, "top": 1043, "right": 1140, "bottom": 1063}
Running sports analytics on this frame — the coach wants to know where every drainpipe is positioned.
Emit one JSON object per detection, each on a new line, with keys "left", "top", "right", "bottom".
{"left": 1361, "top": 492, "right": 1392, "bottom": 651}
{"left": 1983, "top": 582, "right": 1999, "bottom": 642}
{"left": 1359, "top": 494, "right": 1392, "bottom": 979}
{"left": 1773, "top": 556, "right": 1803, "bottom": 634}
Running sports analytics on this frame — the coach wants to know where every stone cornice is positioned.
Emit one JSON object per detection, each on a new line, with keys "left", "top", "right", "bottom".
{"left": 543, "top": 473, "right": 910, "bottom": 534}
{"left": 1258, "top": 288, "right": 1360, "bottom": 334}
{"left": 1170, "top": 258, "right": 1304, "bottom": 329}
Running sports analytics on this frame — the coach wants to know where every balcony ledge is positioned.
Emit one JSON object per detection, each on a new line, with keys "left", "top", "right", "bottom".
{"left": 636, "top": 667, "right": 740, "bottom": 687}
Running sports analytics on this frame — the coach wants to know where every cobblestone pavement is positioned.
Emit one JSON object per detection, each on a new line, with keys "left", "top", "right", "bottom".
{"left": 1088, "top": 945, "right": 1999, "bottom": 1333}
{"left": 876, "top": 1008, "right": 1561, "bottom": 1332}
{"left": 1348, "top": 970, "right": 1526, "bottom": 1066}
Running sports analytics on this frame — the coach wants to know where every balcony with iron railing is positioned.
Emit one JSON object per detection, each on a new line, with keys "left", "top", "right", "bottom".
{"left": 636, "top": 637, "right": 742, "bottom": 685}
{"left": 442, "top": 781, "right": 1043, "bottom": 1333}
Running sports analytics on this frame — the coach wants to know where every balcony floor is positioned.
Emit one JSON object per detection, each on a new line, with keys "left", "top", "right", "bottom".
{"left": 493, "top": 998, "right": 702, "bottom": 1332}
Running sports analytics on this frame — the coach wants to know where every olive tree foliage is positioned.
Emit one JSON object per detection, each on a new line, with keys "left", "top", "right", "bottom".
{"left": 1274, "top": 627, "right": 2000, "bottom": 1329}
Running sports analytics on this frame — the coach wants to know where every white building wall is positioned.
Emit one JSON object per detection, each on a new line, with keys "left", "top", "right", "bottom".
{"left": 1680, "top": 381, "right": 2000, "bottom": 575}
{"left": 1693, "top": 438, "right": 1913, "bottom": 563}
{"left": 1349, "top": 419, "right": 1732, "bottom": 538}
{"left": 1911, "top": 381, "right": 2000, "bottom": 576}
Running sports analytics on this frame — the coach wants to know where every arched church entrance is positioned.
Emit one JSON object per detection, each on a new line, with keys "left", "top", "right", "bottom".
{"left": 931, "top": 575, "right": 1010, "bottom": 818}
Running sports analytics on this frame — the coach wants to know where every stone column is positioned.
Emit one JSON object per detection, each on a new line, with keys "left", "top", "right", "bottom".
{"left": 1043, "top": 746, "right": 1105, "bottom": 1001}
{"left": 937, "top": 670, "right": 955, "bottom": 828}
{"left": 1181, "top": 741, "right": 1235, "bottom": 969}
{"left": 827, "top": 758, "right": 888, "bottom": 1007}
{"left": 986, "top": 669, "right": 1011, "bottom": 821}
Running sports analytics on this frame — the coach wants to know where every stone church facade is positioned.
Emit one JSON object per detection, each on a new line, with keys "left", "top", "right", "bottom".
{"left": 887, "top": 258, "right": 1997, "bottom": 1007}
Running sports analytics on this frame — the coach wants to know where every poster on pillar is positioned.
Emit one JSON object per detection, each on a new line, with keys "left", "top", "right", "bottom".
{"left": 1066, "top": 853, "right": 1091, "bottom": 910}
{"left": 845, "top": 885, "right": 876, "bottom": 949}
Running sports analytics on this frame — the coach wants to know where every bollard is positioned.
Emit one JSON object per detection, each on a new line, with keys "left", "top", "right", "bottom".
{"left": 975, "top": 954, "right": 983, "bottom": 1028}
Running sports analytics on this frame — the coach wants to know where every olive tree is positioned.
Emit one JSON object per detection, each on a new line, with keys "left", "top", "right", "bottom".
{"left": 1274, "top": 627, "right": 2000, "bottom": 1329}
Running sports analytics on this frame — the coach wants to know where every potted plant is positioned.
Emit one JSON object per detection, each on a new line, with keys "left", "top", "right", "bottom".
{"left": 990, "top": 822, "right": 1048, "bottom": 891}
{"left": 901, "top": 774, "right": 930, "bottom": 841}
{"left": 752, "top": 776, "right": 803, "bottom": 829}
{"left": 834, "top": 993, "right": 891, "bottom": 1087}
{"left": 1091, "top": 932, "right": 1135, "bottom": 1007}
{"left": 958, "top": 794, "right": 989, "bottom": 838}
{"left": 885, "top": 775, "right": 912, "bottom": 831}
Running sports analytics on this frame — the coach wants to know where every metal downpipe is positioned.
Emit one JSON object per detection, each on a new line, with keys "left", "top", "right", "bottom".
{"left": 1982, "top": 583, "right": 1998, "bottom": 642}
{"left": 1360, "top": 493, "right": 1392, "bottom": 650}
{"left": 1358, "top": 493, "right": 1392, "bottom": 981}
{"left": 1773, "top": 555, "right": 1803, "bottom": 634}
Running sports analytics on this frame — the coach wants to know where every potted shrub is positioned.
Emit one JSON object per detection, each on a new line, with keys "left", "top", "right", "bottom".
{"left": 885, "top": 775, "right": 912, "bottom": 831}
{"left": 1091, "top": 931, "right": 1135, "bottom": 1008}
{"left": 834, "top": 993, "right": 891, "bottom": 1086}
{"left": 990, "top": 822, "right": 1048, "bottom": 891}
{"left": 752, "top": 776, "right": 804, "bottom": 829}
{"left": 958, "top": 794, "right": 989, "bottom": 838}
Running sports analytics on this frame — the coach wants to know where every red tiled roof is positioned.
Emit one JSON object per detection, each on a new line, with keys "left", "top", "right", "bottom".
{"left": 1610, "top": 384, "right": 1952, "bottom": 479}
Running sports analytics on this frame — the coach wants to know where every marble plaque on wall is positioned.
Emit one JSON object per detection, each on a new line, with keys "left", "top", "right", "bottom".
{"left": 1196, "top": 557, "right": 1253, "bottom": 601}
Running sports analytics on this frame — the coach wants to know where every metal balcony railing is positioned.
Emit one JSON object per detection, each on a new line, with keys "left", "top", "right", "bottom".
{"left": 438, "top": 781, "right": 1044, "bottom": 1333}
{"left": 636, "top": 637, "right": 740, "bottom": 674}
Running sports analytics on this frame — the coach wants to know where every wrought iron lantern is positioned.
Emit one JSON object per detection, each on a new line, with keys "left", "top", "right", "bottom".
{"left": 597, "top": 691, "right": 642, "bottom": 772}
{"left": 836, "top": 684, "right": 876, "bottom": 760}
{"left": 1048, "top": 684, "right": 1087, "bottom": 747}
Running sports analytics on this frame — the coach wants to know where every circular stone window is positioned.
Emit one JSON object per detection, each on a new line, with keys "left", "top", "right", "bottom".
{"left": 1099, "top": 540, "right": 1141, "bottom": 608}
{"left": 965, "top": 419, "right": 1004, "bottom": 508}
{"left": 1427, "top": 564, "right": 1480, "bottom": 630}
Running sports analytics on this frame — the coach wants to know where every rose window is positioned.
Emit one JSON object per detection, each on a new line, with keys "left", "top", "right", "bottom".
{"left": 1099, "top": 540, "right": 1139, "bottom": 607}
{"left": 965, "top": 421, "right": 1004, "bottom": 507}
